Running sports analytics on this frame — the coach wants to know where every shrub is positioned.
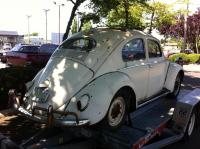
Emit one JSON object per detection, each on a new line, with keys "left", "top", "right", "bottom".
{"left": 168, "top": 53, "right": 200, "bottom": 64}
{"left": 187, "top": 54, "right": 200, "bottom": 63}
{"left": 0, "top": 66, "right": 40, "bottom": 109}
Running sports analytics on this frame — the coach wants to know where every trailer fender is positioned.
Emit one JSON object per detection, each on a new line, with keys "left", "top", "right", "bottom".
{"left": 172, "top": 89, "right": 200, "bottom": 133}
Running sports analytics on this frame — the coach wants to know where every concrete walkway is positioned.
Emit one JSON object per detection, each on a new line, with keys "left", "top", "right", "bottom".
{"left": 183, "top": 64, "right": 200, "bottom": 72}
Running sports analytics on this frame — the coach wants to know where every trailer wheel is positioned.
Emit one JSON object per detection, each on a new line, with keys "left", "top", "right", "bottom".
{"left": 183, "top": 111, "right": 196, "bottom": 140}
{"left": 169, "top": 74, "right": 181, "bottom": 98}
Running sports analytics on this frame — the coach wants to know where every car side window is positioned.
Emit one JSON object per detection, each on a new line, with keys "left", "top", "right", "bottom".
{"left": 147, "top": 39, "right": 162, "bottom": 58}
{"left": 122, "top": 38, "right": 145, "bottom": 62}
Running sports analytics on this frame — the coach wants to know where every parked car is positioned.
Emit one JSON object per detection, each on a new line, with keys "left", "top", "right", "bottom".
{"left": 17, "top": 28, "right": 184, "bottom": 129}
{"left": 180, "top": 49, "right": 194, "bottom": 54}
{"left": 6, "top": 44, "right": 58, "bottom": 67}
{"left": 3, "top": 43, "right": 12, "bottom": 50}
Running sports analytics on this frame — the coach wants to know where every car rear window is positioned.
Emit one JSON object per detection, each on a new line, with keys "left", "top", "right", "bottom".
{"left": 59, "top": 37, "right": 96, "bottom": 52}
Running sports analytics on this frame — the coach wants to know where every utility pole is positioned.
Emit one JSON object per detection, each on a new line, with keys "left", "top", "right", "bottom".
{"left": 43, "top": 9, "right": 50, "bottom": 43}
{"left": 53, "top": 1, "right": 64, "bottom": 44}
{"left": 183, "top": 0, "right": 189, "bottom": 50}
{"left": 27, "top": 15, "right": 32, "bottom": 44}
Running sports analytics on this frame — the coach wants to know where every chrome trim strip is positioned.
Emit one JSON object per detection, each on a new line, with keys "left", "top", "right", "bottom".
{"left": 118, "top": 63, "right": 149, "bottom": 70}
{"left": 138, "top": 91, "right": 170, "bottom": 108}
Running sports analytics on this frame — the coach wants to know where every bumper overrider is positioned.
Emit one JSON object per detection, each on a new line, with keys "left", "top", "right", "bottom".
{"left": 18, "top": 105, "right": 90, "bottom": 127}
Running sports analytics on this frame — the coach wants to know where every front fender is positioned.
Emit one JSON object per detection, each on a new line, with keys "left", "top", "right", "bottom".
{"left": 164, "top": 62, "right": 184, "bottom": 92}
{"left": 62, "top": 71, "right": 136, "bottom": 125}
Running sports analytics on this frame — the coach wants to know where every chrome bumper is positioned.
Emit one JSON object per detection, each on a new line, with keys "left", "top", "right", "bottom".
{"left": 18, "top": 106, "right": 90, "bottom": 127}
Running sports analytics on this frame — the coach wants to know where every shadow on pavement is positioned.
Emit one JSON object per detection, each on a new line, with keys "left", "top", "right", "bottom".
{"left": 182, "top": 71, "right": 200, "bottom": 90}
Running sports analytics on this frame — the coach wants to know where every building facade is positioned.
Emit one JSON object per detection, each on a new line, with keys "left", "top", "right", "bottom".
{"left": 0, "top": 31, "right": 23, "bottom": 48}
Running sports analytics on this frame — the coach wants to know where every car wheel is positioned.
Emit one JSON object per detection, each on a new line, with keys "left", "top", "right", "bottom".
{"left": 102, "top": 95, "right": 127, "bottom": 130}
{"left": 170, "top": 75, "right": 181, "bottom": 98}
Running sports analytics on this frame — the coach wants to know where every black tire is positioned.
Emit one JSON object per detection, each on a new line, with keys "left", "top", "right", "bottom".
{"left": 101, "top": 93, "right": 128, "bottom": 130}
{"left": 183, "top": 111, "right": 196, "bottom": 140}
{"left": 169, "top": 74, "right": 181, "bottom": 98}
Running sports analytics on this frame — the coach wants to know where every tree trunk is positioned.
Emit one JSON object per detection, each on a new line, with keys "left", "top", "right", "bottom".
{"left": 149, "top": 10, "right": 154, "bottom": 34}
{"left": 62, "top": 0, "right": 83, "bottom": 41}
{"left": 123, "top": 0, "right": 129, "bottom": 29}
{"left": 78, "top": 18, "right": 84, "bottom": 32}
{"left": 196, "top": 36, "right": 199, "bottom": 54}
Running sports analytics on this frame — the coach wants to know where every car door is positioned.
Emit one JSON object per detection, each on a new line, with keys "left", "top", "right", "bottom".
{"left": 120, "top": 38, "right": 149, "bottom": 102}
{"left": 146, "top": 39, "right": 168, "bottom": 97}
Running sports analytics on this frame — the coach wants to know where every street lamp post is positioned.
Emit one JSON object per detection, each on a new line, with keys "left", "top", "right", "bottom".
{"left": 53, "top": 1, "right": 64, "bottom": 44}
{"left": 43, "top": 9, "right": 50, "bottom": 43}
{"left": 27, "top": 15, "right": 32, "bottom": 44}
{"left": 183, "top": 1, "right": 189, "bottom": 50}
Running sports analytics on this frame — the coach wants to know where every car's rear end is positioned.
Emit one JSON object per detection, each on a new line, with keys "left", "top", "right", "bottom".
{"left": 6, "top": 45, "right": 40, "bottom": 67}
{"left": 6, "top": 51, "right": 29, "bottom": 66}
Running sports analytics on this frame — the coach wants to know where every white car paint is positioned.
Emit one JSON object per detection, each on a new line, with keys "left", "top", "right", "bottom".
{"left": 20, "top": 28, "right": 183, "bottom": 126}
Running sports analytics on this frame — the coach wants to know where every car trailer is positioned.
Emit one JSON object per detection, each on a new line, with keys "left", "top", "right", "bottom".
{"left": 0, "top": 88, "right": 200, "bottom": 149}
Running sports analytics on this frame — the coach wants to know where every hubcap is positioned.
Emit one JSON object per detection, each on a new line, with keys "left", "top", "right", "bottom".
{"left": 188, "top": 113, "right": 195, "bottom": 136}
{"left": 108, "top": 97, "right": 125, "bottom": 127}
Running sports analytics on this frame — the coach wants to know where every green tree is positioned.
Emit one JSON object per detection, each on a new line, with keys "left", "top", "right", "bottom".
{"left": 31, "top": 32, "right": 38, "bottom": 36}
{"left": 90, "top": 0, "right": 147, "bottom": 29}
{"left": 82, "top": 21, "right": 92, "bottom": 32}
{"left": 62, "top": 0, "right": 86, "bottom": 41}
{"left": 146, "top": 2, "right": 177, "bottom": 34}
{"left": 71, "top": 18, "right": 78, "bottom": 34}
{"left": 78, "top": 13, "right": 99, "bottom": 32}
{"left": 107, "top": 3, "right": 145, "bottom": 30}
{"left": 62, "top": 0, "right": 147, "bottom": 41}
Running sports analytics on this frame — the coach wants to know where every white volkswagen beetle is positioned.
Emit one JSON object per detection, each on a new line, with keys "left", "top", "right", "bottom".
{"left": 18, "top": 28, "right": 184, "bottom": 129}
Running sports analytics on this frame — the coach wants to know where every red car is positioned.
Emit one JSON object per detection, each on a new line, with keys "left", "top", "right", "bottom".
{"left": 6, "top": 44, "right": 58, "bottom": 67}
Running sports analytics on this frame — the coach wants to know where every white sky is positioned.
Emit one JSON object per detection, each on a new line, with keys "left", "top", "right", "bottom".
{"left": 157, "top": 0, "right": 200, "bottom": 13}
{"left": 0, "top": 0, "right": 77, "bottom": 39}
{"left": 0, "top": 0, "right": 200, "bottom": 40}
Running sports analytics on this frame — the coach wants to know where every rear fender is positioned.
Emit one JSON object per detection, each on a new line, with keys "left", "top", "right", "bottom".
{"left": 164, "top": 62, "right": 184, "bottom": 92}
{"left": 64, "top": 72, "right": 136, "bottom": 125}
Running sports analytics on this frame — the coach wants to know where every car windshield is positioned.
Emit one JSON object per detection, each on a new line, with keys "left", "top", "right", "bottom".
{"left": 11, "top": 45, "right": 21, "bottom": 51}
{"left": 59, "top": 37, "right": 96, "bottom": 52}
